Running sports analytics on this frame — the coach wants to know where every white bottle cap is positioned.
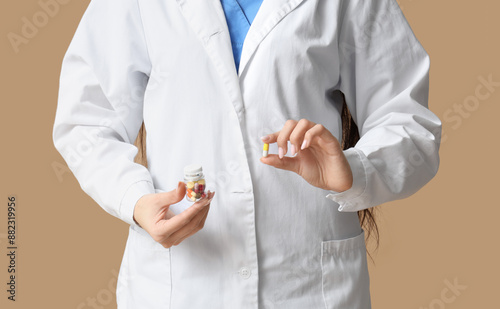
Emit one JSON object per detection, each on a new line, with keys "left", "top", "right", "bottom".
{"left": 184, "top": 164, "right": 203, "bottom": 181}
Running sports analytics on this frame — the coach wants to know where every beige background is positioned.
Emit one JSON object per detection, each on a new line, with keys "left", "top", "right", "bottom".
{"left": 1, "top": 0, "right": 498, "bottom": 308}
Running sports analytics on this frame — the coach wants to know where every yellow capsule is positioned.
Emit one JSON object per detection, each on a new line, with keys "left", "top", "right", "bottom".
{"left": 262, "top": 143, "right": 269, "bottom": 157}
{"left": 187, "top": 181, "right": 195, "bottom": 189}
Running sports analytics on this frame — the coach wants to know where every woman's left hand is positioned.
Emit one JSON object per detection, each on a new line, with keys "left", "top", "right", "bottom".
{"left": 260, "top": 119, "right": 353, "bottom": 193}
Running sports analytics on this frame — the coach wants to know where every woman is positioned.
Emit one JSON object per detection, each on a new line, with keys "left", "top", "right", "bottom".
{"left": 52, "top": 0, "right": 442, "bottom": 308}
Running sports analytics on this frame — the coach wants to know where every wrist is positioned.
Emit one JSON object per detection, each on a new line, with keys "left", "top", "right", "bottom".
{"left": 326, "top": 153, "right": 354, "bottom": 192}
{"left": 132, "top": 196, "right": 146, "bottom": 228}
{"left": 133, "top": 214, "right": 142, "bottom": 228}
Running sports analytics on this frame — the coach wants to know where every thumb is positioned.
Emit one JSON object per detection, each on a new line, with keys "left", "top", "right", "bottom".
{"left": 260, "top": 155, "right": 300, "bottom": 174}
{"left": 157, "top": 181, "right": 185, "bottom": 205}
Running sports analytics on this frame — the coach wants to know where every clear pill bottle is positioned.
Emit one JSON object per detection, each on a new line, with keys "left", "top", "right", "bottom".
{"left": 183, "top": 164, "right": 207, "bottom": 202}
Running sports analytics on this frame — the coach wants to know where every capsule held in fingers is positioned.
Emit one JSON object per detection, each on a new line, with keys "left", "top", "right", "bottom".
{"left": 262, "top": 143, "right": 269, "bottom": 157}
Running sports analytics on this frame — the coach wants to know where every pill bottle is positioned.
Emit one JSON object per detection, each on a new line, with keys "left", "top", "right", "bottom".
{"left": 183, "top": 164, "right": 207, "bottom": 202}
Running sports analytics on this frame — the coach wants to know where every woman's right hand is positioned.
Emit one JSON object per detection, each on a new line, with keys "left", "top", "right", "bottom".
{"left": 133, "top": 181, "right": 214, "bottom": 248}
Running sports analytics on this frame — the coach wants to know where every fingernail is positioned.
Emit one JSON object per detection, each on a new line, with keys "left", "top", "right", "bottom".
{"left": 290, "top": 144, "right": 296, "bottom": 156}
{"left": 279, "top": 147, "right": 284, "bottom": 159}
{"left": 205, "top": 194, "right": 214, "bottom": 206}
{"left": 261, "top": 135, "right": 270, "bottom": 142}
{"left": 301, "top": 139, "right": 308, "bottom": 150}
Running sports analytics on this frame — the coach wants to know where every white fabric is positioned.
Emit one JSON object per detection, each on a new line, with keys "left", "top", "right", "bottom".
{"left": 52, "top": 0, "right": 442, "bottom": 308}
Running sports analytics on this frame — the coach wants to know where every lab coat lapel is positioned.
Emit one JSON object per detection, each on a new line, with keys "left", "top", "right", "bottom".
{"left": 174, "top": 0, "right": 307, "bottom": 117}
{"left": 175, "top": 0, "right": 246, "bottom": 117}
{"left": 238, "top": 0, "right": 307, "bottom": 76}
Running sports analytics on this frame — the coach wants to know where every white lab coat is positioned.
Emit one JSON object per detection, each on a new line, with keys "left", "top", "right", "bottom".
{"left": 52, "top": 0, "right": 442, "bottom": 308}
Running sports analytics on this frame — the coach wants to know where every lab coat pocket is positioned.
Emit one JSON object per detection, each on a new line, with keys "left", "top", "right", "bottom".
{"left": 320, "top": 229, "right": 371, "bottom": 309}
{"left": 117, "top": 224, "right": 172, "bottom": 309}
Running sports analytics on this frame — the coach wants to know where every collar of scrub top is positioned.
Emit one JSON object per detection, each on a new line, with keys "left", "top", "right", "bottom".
{"left": 220, "top": 0, "right": 264, "bottom": 73}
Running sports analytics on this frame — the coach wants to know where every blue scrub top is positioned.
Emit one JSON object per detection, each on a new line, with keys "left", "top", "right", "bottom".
{"left": 220, "top": 0, "right": 264, "bottom": 72}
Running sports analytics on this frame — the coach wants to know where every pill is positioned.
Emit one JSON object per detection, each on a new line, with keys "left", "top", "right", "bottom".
{"left": 194, "top": 182, "right": 199, "bottom": 193}
{"left": 198, "top": 179, "right": 205, "bottom": 185}
{"left": 187, "top": 181, "right": 195, "bottom": 190}
{"left": 190, "top": 196, "right": 196, "bottom": 201}
{"left": 263, "top": 143, "right": 269, "bottom": 157}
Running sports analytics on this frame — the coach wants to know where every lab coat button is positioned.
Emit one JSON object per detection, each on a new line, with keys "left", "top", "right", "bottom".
{"left": 239, "top": 267, "right": 251, "bottom": 279}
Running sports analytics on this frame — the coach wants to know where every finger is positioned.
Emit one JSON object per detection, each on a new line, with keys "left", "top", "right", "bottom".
{"left": 259, "top": 154, "right": 300, "bottom": 174}
{"left": 169, "top": 203, "right": 211, "bottom": 246}
{"left": 191, "top": 190, "right": 214, "bottom": 210}
{"left": 171, "top": 202, "right": 211, "bottom": 246}
{"left": 289, "top": 118, "right": 315, "bottom": 156}
{"left": 261, "top": 131, "right": 279, "bottom": 144}
{"left": 155, "top": 181, "right": 186, "bottom": 208}
{"left": 136, "top": 182, "right": 186, "bottom": 231}
{"left": 262, "top": 119, "right": 298, "bottom": 159}
{"left": 156, "top": 191, "right": 214, "bottom": 237}
{"left": 163, "top": 191, "right": 214, "bottom": 246}
{"left": 301, "top": 123, "right": 337, "bottom": 151}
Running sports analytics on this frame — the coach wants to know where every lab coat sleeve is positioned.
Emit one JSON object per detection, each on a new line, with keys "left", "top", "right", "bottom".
{"left": 52, "top": 0, "right": 155, "bottom": 226}
{"left": 325, "top": 0, "right": 442, "bottom": 211}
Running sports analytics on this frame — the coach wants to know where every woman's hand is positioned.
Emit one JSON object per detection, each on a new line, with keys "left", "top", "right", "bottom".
{"left": 133, "top": 181, "right": 215, "bottom": 248}
{"left": 260, "top": 119, "right": 353, "bottom": 193}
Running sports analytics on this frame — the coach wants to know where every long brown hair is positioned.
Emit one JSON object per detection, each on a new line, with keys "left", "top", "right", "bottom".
{"left": 338, "top": 92, "right": 380, "bottom": 258}
{"left": 133, "top": 94, "right": 379, "bottom": 253}
{"left": 134, "top": 123, "right": 148, "bottom": 168}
